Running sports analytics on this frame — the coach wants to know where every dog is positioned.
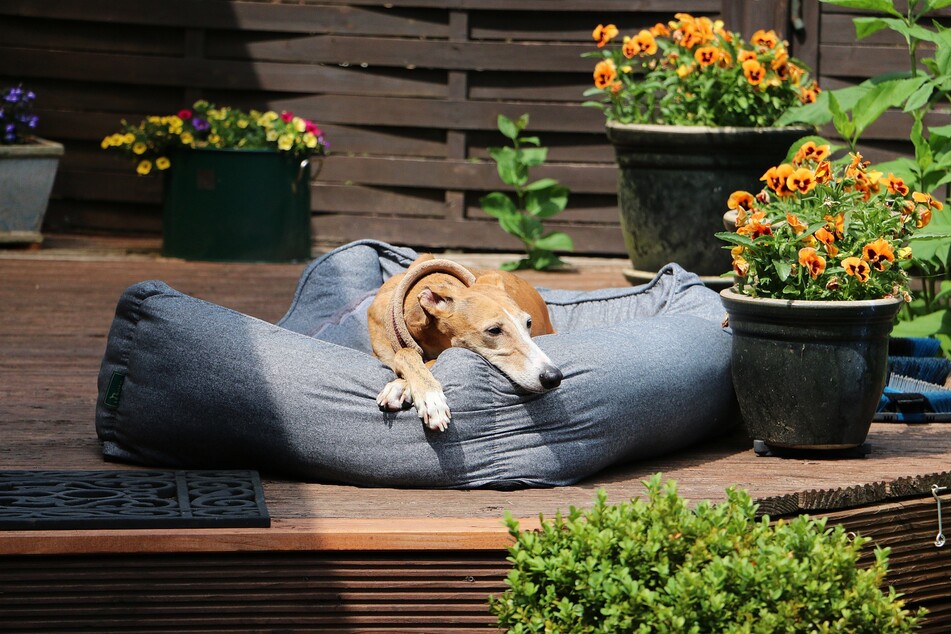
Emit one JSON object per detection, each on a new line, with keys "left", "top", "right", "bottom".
{"left": 367, "top": 254, "right": 563, "bottom": 431}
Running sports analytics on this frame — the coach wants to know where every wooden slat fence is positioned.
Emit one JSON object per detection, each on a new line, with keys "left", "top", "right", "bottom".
{"left": 0, "top": 0, "right": 722, "bottom": 254}
{"left": 3, "top": 1, "right": 940, "bottom": 253}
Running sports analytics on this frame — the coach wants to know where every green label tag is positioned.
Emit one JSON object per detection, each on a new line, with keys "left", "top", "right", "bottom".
{"left": 103, "top": 371, "right": 126, "bottom": 410}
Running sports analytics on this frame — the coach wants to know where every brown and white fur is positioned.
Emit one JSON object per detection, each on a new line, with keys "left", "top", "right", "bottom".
{"left": 368, "top": 254, "right": 563, "bottom": 431}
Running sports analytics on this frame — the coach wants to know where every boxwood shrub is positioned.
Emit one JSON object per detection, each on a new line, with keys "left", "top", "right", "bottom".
{"left": 490, "top": 475, "right": 924, "bottom": 632}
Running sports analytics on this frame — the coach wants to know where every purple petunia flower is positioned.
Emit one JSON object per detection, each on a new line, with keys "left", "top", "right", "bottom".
{"left": 191, "top": 117, "right": 210, "bottom": 132}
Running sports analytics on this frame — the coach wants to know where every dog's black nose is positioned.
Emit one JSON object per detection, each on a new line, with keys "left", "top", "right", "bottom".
{"left": 539, "top": 366, "right": 563, "bottom": 390}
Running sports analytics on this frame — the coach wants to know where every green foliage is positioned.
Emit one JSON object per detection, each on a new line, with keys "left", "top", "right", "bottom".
{"left": 777, "top": 0, "right": 951, "bottom": 339}
{"left": 480, "top": 114, "right": 574, "bottom": 271}
{"left": 490, "top": 475, "right": 925, "bottom": 633}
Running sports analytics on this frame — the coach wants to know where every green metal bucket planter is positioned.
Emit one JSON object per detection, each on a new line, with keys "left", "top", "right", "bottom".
{"left": 162, "top": 148, "right": 312, "bottom": 262}
{"left": 606, "top": 122, "right": 811, "bottom": 283}
{"left": 721, "top": 288, "right": 903, "bottom": 452}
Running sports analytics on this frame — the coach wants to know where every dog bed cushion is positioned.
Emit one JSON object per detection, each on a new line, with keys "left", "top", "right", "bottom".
{"left": 96, "top": 240, "right": 736, "bottom": 489}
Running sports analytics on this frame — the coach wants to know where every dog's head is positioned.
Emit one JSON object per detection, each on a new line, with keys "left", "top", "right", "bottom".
{"left": 411, "top": 274, "right": 562, "bottom": 393}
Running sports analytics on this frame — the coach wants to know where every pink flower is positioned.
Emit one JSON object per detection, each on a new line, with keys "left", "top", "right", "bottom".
{"left": 280, "top": 111, "right": 294, "bottom": 123}
{"left": 305, "top": 121, "right": 321, "bottom": 136}
{"left": 177, "top": 109, "right": 192, "bottom": 120}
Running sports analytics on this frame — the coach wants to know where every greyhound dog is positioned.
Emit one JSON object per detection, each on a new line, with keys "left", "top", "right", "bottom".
{"left": 367, "top": 254, "right": 563, "bottom": 431}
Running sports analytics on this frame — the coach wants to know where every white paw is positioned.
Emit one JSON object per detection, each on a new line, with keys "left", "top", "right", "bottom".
{"left": 377, "top": 379, "right": 412, "bottom": 412}
{"left": 417, "top": 389, "right": 451, "bottom": 432}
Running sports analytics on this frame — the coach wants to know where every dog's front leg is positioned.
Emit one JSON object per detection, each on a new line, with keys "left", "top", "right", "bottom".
{"left": 390, "top": 347, "right": 451, "bottom": 432}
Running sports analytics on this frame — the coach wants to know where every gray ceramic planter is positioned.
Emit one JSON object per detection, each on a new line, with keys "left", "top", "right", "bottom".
{"left": 0, "top": 137, "right": 63, "bottom": 244}
{"left": 606, "top": 122, "right": 811, "bottom": 279}
{"left": 721, "top": 288, "right": 902, "bottom": 451}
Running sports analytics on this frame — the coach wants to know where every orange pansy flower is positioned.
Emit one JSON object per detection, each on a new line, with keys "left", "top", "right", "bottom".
{"left": 786, "top": 167, "right": 817, "bottom": 194}
{"left": 814, "top": 161, "right": 833, "bottom": 184}
{"left": 824, "top": 213, "right": 845, "bottom": 239}
{"left": 842, "top": 257, "right": 871, "bottom": 283}
{"left": 814, "top": 227, "right": 838, "bottom": 257}
{"left": 593, "top": 24, "right": 619, "bottom": 48}
{"left": 751, "top": 29, "right": 779, "bottom": 49}
{"left": 728, "top": 190, "right": 755, "bottom": 212}
{"left": 883, "top": 173, "right": 910, "bottom": 197}
{"left": 650, "top": 22, "right": 671, "bottom": 38}
{"left": 793, "top": 141, "right": 831, "bottom": 165}
{"left": 918, "top": 208, "right": 933, "bottom": 229}
{"left": 633, "top": 30, "right": 658, "bottom": 55}
{"left": 913, "top": 191, "right": 945, "bottom": 212}
{"left": 761, "top": 164, "right": 794, "bottom": 197}
{"left": 736, "top": 211, "right": 772, "bottom": 239}
{"left": 742, "top": 59, "right": 766, "bottom": 86}
{"left": 694, "top": 46, "right": 720, "bottom": 67}
{"left": 737, "top": 50, "right": 758, "bottom": 64}
{"left": 862, "top": 238, "right": 895, "bottom": 271}
{"left": 798, "top": 247, "right": 826, "bottom": 279}
{"left": 799, "top": 83, "right": 820, "bottom": 104}
{"left": 786, "top": 213, "right": 807, "bottom": 235}
{"left": 593, "top": 60, "right": 617, "bottom": 89}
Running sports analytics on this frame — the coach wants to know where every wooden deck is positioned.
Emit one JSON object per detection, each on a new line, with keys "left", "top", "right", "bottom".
{"left": 3, "top": 235, "right": 951, "bottom": 631}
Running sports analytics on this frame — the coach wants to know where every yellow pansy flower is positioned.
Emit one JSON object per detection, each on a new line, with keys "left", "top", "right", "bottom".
{"left": 136, "top": 160, "right": 152, "bottom": 175}
{"left": 132, "top": 142, "right": 147, "bottom": 155}
{"left": 278, "top": 134, "right": 294, "bottom": 151}
{"left": 155, "top": 156, "right": 171, "bottom": 170}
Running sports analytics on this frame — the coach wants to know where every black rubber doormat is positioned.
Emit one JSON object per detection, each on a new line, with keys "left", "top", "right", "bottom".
{"left": 0, "top": 470, "right": 270, "bottom": 530}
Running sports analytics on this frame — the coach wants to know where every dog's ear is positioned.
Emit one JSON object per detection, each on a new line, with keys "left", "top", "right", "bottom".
{"left": 417, "top": 285, "right": 454, "bottom": 318}
{"left": 474, "top": 272, "right": 507, "bottom": 289}
{"left": 409, "top": 253, "right": 435, "bottom": 269}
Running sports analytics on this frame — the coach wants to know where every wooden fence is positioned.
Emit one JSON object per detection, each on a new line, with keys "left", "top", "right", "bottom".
{"left": 0, "top": 1, "right": 943, "bottom": 254}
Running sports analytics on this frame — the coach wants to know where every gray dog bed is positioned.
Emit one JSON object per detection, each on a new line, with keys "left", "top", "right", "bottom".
{"left": 96, "top": 240, "right": 737, "bottom": 489}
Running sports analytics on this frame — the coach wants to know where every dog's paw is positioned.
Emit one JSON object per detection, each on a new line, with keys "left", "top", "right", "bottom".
{"left": 377, "top": 379, "right": 412, "bottom": 412}
{"left": 417, "top": 390, "right": 451, "bottom": 432}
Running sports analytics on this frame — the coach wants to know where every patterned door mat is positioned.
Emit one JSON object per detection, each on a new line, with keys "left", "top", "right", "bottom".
{"left": 0, "top": 470, "right": 270, "bottom": 530}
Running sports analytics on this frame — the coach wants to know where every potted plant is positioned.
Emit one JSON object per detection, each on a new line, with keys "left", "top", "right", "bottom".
{"left": 0, "top": 85, "right": 63, "bottom": 245}
{"left": 491, "top": 475, "right": 925, "bottom": 632}
{"left": 103, "top": 100, "right": 329, "bottom": 262}
{"left": 717, "top": 142, "right": 943, "bottom": 452}
{"left": 584, "top": 15, "right": 817, "bottom": 282}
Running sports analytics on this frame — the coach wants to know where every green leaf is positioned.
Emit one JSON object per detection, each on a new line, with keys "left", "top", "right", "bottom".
{"left": 852, "top": 17, "right": 892, "bottom": 40}
{"left": 828, "top": 92, "right": 856, "bottom": 143}
{"left": 479, "top": 192, "right": 517, "bottom": 219}
{"left": 498, "top": 211, "right": 526, "bottom": 239}
{"left": 519, "top": 136, "right": 541, "bottom": 147}
{"left": 774, "top": 259, "right": 792, "bottom": 282}
{"left": 497, "top": 115, "right": 519, "bottom": 141}
{"left": 715, "top": 231, "right": 755, "bottom": 247}
{"left": 515, "top": 113, "right": 530, "bottom": 132}
{"left": 518, "top": 147, "right": 548, "bottom": 168}
{"left": 534, "top": 231, "right": 574, "bottom": 252}
{"left": 821, "top": 0, "right": 901, "bottom": 17}
{"left": 524, "top": 178, "right": 560, "bottom": 191}
{"left": 852, "top": 78, "right": 928, "bottom": 138}
{"left": 891, "top": 309, "right": 951, "bottom": 339}
{"left": 526, "top": 185, "right": 569, "bottom": 218}
{"left": 489, "top": 146, "right": 527, "bottom": 186}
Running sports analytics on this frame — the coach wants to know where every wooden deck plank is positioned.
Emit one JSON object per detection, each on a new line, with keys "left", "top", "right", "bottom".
{"left": 3, "top": 235, "right": 951, "bottom": 556}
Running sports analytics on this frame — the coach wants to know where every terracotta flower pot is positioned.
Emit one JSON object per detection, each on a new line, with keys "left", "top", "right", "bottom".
{"left": 720, "top": 288, "right": 902, "bottom": 451}
{"left": 606, "top": 122, "right": 811, "bottom": 282}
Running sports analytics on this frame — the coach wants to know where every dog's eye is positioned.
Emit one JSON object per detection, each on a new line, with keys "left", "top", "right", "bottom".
{"left": 486, "top": 326, "right": 503, "bottom": 336}
{"left": 526, "top": 318, "right": 532, "bottom": 330}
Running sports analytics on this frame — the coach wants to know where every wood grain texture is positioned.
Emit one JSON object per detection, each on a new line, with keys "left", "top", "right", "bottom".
{"left": 1, "top": 242, "right": 949, "bottom": 630}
